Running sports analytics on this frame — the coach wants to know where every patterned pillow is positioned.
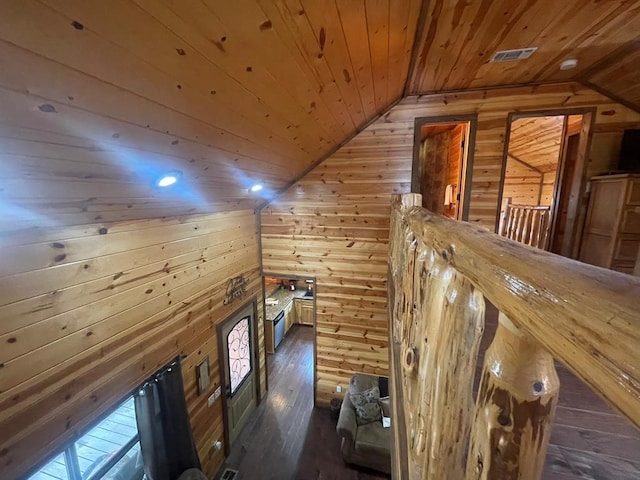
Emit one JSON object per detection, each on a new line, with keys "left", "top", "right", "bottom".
{"left": 350, "top": 386, "right": 382, "bottom": 425}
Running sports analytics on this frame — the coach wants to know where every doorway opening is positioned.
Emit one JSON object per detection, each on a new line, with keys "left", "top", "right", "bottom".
{"left": 411, "top": 115, "right": 477, "bottom": 221}
{"left": 262, "top": 274, "right": 316, "bottom": 400}
{"left": 498, "top": 110, "right": 594, "bottom": 257}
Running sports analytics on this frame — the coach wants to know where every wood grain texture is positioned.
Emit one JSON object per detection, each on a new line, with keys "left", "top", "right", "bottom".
{"left": 0, "top": 210, "right": 264, "bottom": 480}
{"left": 407, "top": 0, "right": 640, "bottom": 108}
{"left": 389, "top": 195, "right": 486, "bottom": 479}
{"left": 0, "top": 0, "right": 421, "bottom": 231}
{"left": 261, "top": 83, "right": 640, "bottom": 409}
{"left": 509, "top": 116, "right": 564, "bottom": 173}
{"left": 403, "top": 205, "right": 640, "bottom": 429}
{"left": 467, "top": 313, "right": 559, "bottom": 480}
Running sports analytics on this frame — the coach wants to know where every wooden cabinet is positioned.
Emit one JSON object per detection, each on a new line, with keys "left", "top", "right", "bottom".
{"left": 579, "top": 174, "right": 640, "bottom": 274}
{"left": 284, "top": 300, "right": 295, "bottom": 333}
{"left": 294, "top": 298, "right": 314, "bottom": 326}
{"left": 264, "top": 320, "right": 275, "bottom": 354}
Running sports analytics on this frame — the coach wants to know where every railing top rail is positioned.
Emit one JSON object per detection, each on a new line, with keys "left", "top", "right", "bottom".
{"left": 392, "top": 194, "right": 640, "bottom": 428}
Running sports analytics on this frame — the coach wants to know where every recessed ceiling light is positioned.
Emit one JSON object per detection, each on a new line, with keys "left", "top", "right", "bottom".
{"left": 560, "top": 59, "right": 578, "bottom": 71}
{"left": 156, "top": 171, "right": 182, "bottom": 188}
{"left": 250, "top": 183, "right": 263, "bottom": 193}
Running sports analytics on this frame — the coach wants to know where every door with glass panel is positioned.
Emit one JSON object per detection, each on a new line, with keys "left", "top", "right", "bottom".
{"left": 219, "top": 301, "right": 257, "bottom": 448}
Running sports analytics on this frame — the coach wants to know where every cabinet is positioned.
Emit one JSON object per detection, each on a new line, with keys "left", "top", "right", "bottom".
{"left": 294, "top": 298, "right": 314, "bottom": 326}
{"left": 264, "top": 320, "right": 275, "bottom": 354}
{"left": 579, "top": 174, "right": 640, "bottom": 274}
{"left": 284, "top": 300, "right": 295, "bottom": 333}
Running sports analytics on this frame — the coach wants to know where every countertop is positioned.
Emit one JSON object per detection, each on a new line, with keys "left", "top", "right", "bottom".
{"left": 264, "top": 287, "right": 312, "bottom": 321}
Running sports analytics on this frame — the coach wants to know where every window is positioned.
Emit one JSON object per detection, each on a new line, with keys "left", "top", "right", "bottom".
{"left": 28, "top": 397, "right": 144, "bottom": 480}
{"left": 227, "top": 315, "right": 252, "bottom": 395}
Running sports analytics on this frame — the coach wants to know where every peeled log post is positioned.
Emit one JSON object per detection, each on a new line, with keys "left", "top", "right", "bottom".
{"left": 466, "top": 313, "right": 559, "bottom": 480}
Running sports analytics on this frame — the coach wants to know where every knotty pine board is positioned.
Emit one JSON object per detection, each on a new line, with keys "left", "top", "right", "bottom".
{"left": 0, "top": 210, "right": 264, "bottom": 480}
{"left": 261, "top": 83, "right": 640, "bottom": 406}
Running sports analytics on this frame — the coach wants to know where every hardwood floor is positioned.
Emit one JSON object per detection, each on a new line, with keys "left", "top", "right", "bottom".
{"left": 217, "top": 310, "right": 640, "bottom": 480}
{"left": 217, "top": 325, "right": 388, "bottom": 480}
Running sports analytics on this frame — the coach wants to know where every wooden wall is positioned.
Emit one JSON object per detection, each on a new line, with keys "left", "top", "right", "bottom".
{"left": 0, "top": 210, "right": 264, "bottom": 479}
{"left": 420, "top": 130, "right": 450, "bottom": 214}
{"left": 261, "top": 83, "right": 640, "bottom": 406}
{"left": 502, "top": 159, "right": 544, "bottom": 206}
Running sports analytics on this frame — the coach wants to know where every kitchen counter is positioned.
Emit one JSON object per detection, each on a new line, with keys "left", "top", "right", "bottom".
{"left": 265, "top": 287, "right": 310, "bottom": 320}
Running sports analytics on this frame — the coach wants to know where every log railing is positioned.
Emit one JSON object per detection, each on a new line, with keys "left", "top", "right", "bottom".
{"left": 388, "top": 193, "right": 640, "bottom": 480}
{"left": 498, "top": 198, "right": 551, "bottom": 249}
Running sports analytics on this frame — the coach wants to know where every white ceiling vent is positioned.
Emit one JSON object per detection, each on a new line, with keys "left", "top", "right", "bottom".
{"left": 490, "top": 47, "right": 538, "bottom": 63}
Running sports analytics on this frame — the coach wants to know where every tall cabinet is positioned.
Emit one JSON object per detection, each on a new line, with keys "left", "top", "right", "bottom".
{"left": 579, "top": 174, "right": 640, "bottom": 274}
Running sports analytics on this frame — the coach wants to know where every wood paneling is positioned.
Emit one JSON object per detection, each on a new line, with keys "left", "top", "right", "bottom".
{"left": 503, "top": 159, "right": 544, "bottom": 206}
{"left": 0, "top": 210, "right": 264, "bottom": 479}
{"left": 0, "top": 0, "right": 421, "bottom": 231}
{"left": 585, "top": 43, "right": 640, "bottom": 113}
{"left": 261, "top": 83, "right": 640, "bottom": 406}
{"left": 509, "top": 116, "right": 564, "bottom": 173}
{"left": 407, "top": 0, "right": 640, "bottom": 111}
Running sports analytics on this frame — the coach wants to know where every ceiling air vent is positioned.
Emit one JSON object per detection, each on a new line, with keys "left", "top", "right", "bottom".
{"left": 490, "top": 47, "right": 538, "bottom": 63}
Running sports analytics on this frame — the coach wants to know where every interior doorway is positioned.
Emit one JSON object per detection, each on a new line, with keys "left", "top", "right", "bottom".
{"left": 262, "top": 274, "right": 316, "bottom": 401}
{"left": 412, "top": 115, "right": 477, "bottom": 220}
{"left": 498, "top": 110, "right": 593, "bottom": 257}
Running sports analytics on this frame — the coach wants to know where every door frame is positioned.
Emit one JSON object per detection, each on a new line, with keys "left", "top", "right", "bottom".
{"left": 217, "top": 296, "right": 260, "bottom": 455}
{"left": 262, "top": 272, "right": 317, "bottom": 406}
{"left": 411, "top": 114, "right": 479, "bottom": 221}
{"left": 496, "top": 108, "right": 596, "bottom": 254}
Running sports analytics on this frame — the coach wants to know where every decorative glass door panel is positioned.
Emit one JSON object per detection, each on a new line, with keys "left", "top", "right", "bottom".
{"left": 227, "top": 316, "right": 252, "bottom": 396}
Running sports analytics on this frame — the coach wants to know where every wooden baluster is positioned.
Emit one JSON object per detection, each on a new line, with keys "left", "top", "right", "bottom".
{"left": 399, "top": 239, "right": 485, "bottom": 479}
{"left": 388, "top": 193, "right": 421, "bottom": 480}
{"left": 539, "top": 210, "right": 550, "bottom": 250}
{"left": 499, "top": 198, "right": 512, "bottom": 236}
{"left": 522, "top": 208, "right": 532, "bottom": 245}
{"left": 505, "top": 206, "right": 515, "bottom": 239}
{"left": 529, "top": 210, "right": 540, "bottom": 247}
{"left": 466, "top": 313, "right": 560, "bottom": 480}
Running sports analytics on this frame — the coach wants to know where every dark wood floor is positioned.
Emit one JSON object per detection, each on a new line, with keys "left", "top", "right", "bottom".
{"left": 217, "top": 313, "right": 640, "bottom": 480}
{"left": 217, "top": 325, "right": 387, "bottom": 480}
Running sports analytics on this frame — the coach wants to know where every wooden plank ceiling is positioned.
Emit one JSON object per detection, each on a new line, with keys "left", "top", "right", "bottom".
{"left": 0, "top": 0, "right": 421, "bottom": 231}
{"left": 508, "top": 116, "right": 564, "bottom": 173}
{"left": 407, "top": 0, "right": 640, "bottom": 109}
{"left": 1, "top": 0, "right": 640, "bottom": 231}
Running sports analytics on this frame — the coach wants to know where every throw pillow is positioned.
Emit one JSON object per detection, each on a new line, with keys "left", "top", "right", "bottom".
{"left": 350, "top": 386, "right": 382, "bottom": 425}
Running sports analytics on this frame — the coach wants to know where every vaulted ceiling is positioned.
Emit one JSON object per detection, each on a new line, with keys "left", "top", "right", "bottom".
{"left": 1, "top": 0, "right": 640, "bottom": 232}
{"left": 508, "top": 116, "right": 564, "bottom": 174}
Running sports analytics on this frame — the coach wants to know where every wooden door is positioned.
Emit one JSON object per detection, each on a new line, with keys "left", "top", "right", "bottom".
{"left": 219, "top": 302, "right": 257, "bottom": 448}
{"left": 550, "top": 134, "right": 580, "bottom": 254}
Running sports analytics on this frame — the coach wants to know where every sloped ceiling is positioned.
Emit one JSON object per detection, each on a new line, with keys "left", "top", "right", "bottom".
{"left": 1, "top": 0, "right": 640, "bottom": 232}
{"left": 508, "top": 116, "right": 564, "bottom": 173}
{"left": 407, "top": 0, "right": 640, "bottom": 107}
{"left": 0, "top": 0, "right": 421, "bottom": 232}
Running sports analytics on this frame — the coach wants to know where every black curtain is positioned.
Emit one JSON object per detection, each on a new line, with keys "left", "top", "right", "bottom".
{"left": 134, "top": 357, "right": 201, "bottom": 480}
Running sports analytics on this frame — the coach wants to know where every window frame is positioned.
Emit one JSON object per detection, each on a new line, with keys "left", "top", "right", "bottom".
{"left": 24, "top": 393, "right": 141, "bottom": 480}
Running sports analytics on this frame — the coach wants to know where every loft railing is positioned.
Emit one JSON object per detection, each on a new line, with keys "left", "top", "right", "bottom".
{"left": 388, "top": 193, "right": 640, "bottom": 480}
{"left": 498, "top": 198, "right": 551, "bottom": 250}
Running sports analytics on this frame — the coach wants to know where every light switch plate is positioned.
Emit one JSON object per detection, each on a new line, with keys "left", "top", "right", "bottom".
{"left": 336, "top": 385, "right": 342, "bottom": 393}
{"left": 207, "top": 391, "right": 216, "bottom": 407}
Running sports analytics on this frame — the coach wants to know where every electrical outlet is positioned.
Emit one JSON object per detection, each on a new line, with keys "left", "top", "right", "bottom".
{"left": 207, "top": 386, "right": 222, "bottom": 406}
{"left": 336, "top": 385, "right": 342, "bottom": 393}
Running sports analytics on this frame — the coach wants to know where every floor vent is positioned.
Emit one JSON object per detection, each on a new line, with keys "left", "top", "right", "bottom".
{"left": 490, "top": 47, "right": 537, "bottom": 62}
{"left": 220, "top": 468, "right": 239, "bottom": 480}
